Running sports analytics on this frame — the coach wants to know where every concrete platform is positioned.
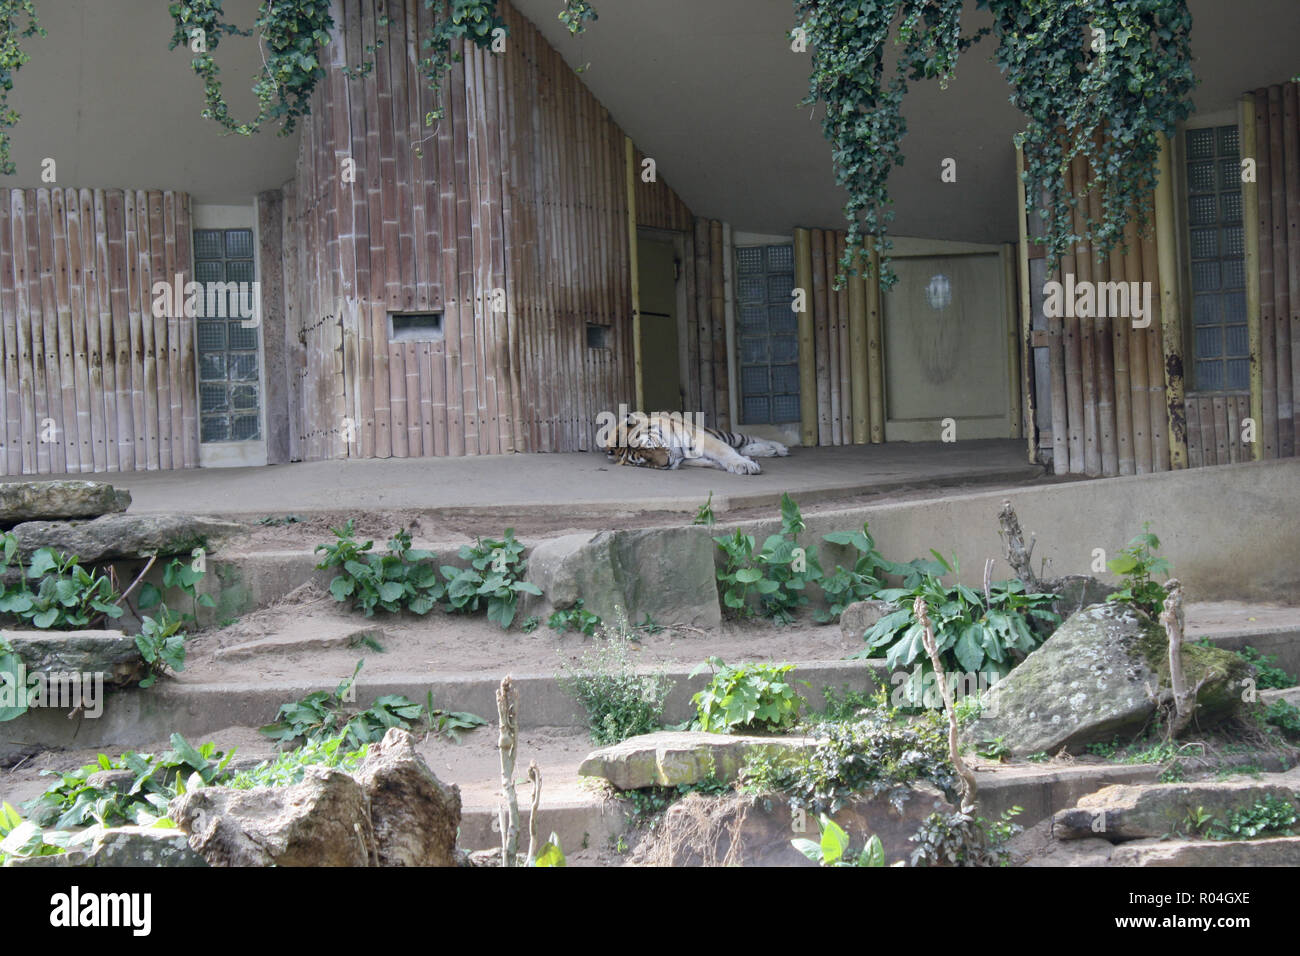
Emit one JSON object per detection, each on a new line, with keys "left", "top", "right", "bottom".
{"left": 48, "top": 440, "right": 1044, "bottom": 516}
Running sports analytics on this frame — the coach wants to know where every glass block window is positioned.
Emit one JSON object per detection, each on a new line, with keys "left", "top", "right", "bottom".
{"left": 1185, "top": 125, "right": 1248, "bottom": 392}
{"left": 735, "top": 244, "right": 800, "bottom": 424}
{"left": 194, "top": 228, "right": 261, "bottom": 442}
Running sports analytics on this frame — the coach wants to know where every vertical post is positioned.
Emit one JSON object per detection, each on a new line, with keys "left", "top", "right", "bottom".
{"left": 1015, "top": 146, "right": 1036, "bottom": 461}
{"left": 794, "top": 227, "right": 816, "bottom": 447}
{"left": 1241, "top": 94, "right": 1264, "bottom": 461}
{"left": 1004, "top": 244, "right": 1023, "bottom": 440}
{"left": 865, "top": 239, "right": 885, "bottom": 443}
{"left": 1154, "top": 133, "right": 1188, "bottom": 469}
{"left": 847, "top": 248, "right": 869, "bottom": 444}
{"left": 624, "top": 136, "right": 642, "bottom": 410}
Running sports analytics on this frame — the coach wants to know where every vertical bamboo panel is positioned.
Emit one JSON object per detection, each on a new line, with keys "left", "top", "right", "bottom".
{"left": 824, "top": 232, "right": 841, "bottom": 443}
{"left": 809, "top": 228, "right": 830, "bottom": 444}
{"left": 847, "top": 248, "right": 868, "bottom": 444}
{"left": 1086, "top": 147, "right": 1117, "bottom": 476}
{"left": 1267, "top": 86, "right": 1293, "bottom": 456}
{"left": 794, "top": 228, "right": 815, "bottom": 446}
{"left": 175, "top": 195, "right": 197, "bottom": 468}
{"left": 835, "top": 232, "right": 852, "bottom": 442}
{"left": 0, "top": 197, "right": 17, "bottom": 473}
{"left": 1015, "top": 146, "right": 1037, "bottom": 462}
{"left": 1111, "top": 220, "right": 1136, "bottom": 474}
{"left": 1241, "top": 95, "right": 1265, "bottom": 462}
{"left": 1127, "top": 220, "right": 1153, "bottom": 473}
{"left": 1141, "top": 224, "right": 1169, "bottom": 471}
{"left": 1255, "top": 88, "right": 1279, "bottom": 458}
{"left": 866, "top": 240, "right": 884, "bottom": 443}
{"left": 1282, "top": 82, "right": 1300, "bottom": 449}
{"left": 1059, "top": 166, "right": 1084, "bottom": 472}
{"left": 1154, "top": 133, "right": 1188, "bottom": 469}
{"left": 50, "top": 190, "right": 79, "bottom": 471}
{"left": 1071, "top": 156, "right": 1100, "bottom": 474}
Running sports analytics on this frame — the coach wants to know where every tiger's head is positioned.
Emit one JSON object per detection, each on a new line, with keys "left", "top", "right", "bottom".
{"left": 605, "top": 443, "right": 671, "bottom": 469}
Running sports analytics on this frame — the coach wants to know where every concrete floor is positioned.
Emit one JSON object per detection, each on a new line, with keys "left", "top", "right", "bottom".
{"left": 72, "top": 439, "right": 1044, "bottom": 516}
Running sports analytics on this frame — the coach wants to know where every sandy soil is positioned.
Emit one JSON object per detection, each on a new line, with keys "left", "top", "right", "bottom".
{"left": 178, "top": 582, "right": 859, "bottom": 683}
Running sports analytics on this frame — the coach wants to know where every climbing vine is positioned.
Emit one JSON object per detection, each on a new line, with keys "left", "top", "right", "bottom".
{"left": 795, "top": 0, "right": 1196, "bottom": 286}
{"left": 0, "top": 0, "right": 42, "bottom": 176}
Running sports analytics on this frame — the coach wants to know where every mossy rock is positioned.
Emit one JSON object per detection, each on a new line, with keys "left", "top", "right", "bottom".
{"left": 963, "top": 603, "right": 1250, "bottom": 756}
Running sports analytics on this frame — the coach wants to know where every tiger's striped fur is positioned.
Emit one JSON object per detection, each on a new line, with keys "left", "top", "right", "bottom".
{"left": 599, "top": 412, "right": 789, "bottom": 476}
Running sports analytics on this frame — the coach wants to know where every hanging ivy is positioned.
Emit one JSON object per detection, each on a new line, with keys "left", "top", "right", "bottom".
{"left": 0, "top": 0, "right": 42, "bottom": 175}
{"left": 795, "top": 0, "right": 1196, "bottom": 287}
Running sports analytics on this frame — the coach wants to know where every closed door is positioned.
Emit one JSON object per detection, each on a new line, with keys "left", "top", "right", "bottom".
{"left": 637, "top": 237, "right": 682, "bottom": 413}
{"left": 882, "top": 252, "right": 1012, "bottom": 440}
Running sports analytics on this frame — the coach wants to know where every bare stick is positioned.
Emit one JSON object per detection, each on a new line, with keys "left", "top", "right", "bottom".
{"left": 496, "top": 675, "right": 520, "bottom": 867}
{"left": 915, "top": 596, "right": 977, "bottom": 813}
{"left": 116, "top": 553, "right": 157, "bottom": 611}
{"left": 982, "top": 557, "right": 994, "bottom": 608}
{"left": 525, "top": 760, "right": 541, "bottom": 866}
{"left": 997, "top": 500, "right": 1039, "bottom": 591}
{"left": 1160, "top": 579, "right": 1194, "bottom": 738}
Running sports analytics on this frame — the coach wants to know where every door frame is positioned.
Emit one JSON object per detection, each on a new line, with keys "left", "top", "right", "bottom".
{"left": 636, "top": 226, "right": 691, "bottom": 412}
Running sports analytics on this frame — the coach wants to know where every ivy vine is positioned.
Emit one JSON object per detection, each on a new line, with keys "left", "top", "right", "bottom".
{"left": 795, "top": 0, "right": 1196, "bottom": 286}
{"left": 0, "top": 0, "right": 42, "bottom": 176}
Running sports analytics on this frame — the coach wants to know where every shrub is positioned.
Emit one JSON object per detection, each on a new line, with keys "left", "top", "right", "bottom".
{"left": 548, "top": 599, "right": 601, "bottom": 636}
{"left": 441, "top": 528, "right": 541, "bottom": 628}
{"left": 714, "top": 493, "right": 822, "bottom": 624}
{"left": 1106, "top": 523, "right": 1171, "bottom": 616}
{"left": 316, "top": 521, "right": 445, "bottom": 617}
{"left": 691, "top": 657, "right": 805, "bottom": 734}
{"left": 816, "top": 521, "right": 891, "bottom": 622}
{"left": 558, "top": 609, "right": 674, "bottom": 745}
{"left": 0, "top": 534, "right": 124, "bottom": 630}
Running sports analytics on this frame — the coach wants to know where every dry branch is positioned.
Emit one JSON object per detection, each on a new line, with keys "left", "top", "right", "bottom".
{"left": 496, "top": 675, "right": 520, "bottom": 867}
{"left": 915, "top": 596, "right": 977, "bottom": 813}
{"left": 997, "top": 500, "right": 1039, "bottom": 591}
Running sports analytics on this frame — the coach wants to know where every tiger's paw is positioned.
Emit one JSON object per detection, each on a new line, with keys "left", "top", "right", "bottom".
{"left": 727, "top": 457, "right": 762, "bottom": 476}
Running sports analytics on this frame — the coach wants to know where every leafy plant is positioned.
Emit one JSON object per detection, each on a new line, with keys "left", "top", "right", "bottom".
{"left": 792, "top": 815, "right": 887, "bottom": 867}
{"left": 1261, "top": 699, "right": 1300, "bottom": 740}
{"left": 316, "top": 521, "right": 446, "bottom": 617}
{"left": 858, "top": 561, "right": 1058, "bottom": 706}
{"left": 741, "top": 703, "right": 956, "bottom": 815}
{"left": 138, "top": 554, "right": 217, "bottom": 626}
{"left": 909, "top": 805, "right": 1024, "bottom": 867}
{"left": 226, "top": 733, "right": 369, "bottom": 789}
{"left": 810, "top": 685, "right": 882, "bottom": 723}
{"left": 1237, "top": 646, "right": 1297, "bottom": 690}
{"left": 134, "top": 607, "right": 189, "bottom": 688}
{"left": 976, "top": 736, "right": 1011, "bottom": 762}
{"left": 521, "top": 615, "right": 541, "bottom": 634}
{"left": 1106, "top": 523, "right": 1171, "bottom": 616}
{"left": 714, "top": 493, "right": 821, "bottom": 624}
{"left": 548, "top": 600, "right": 601, "bottom": 637}
{"left": 531, "top": 832, "right": 567, "bottom": 867}
{"left": 441, "top": 528, "right": 541, "bottom": 628}
{"left": 259, "top": 660, "right": 485, "bottom": 750}
{"left": 692, "top": 491, "right": 715, "bottom": 527}
{"left": 0, "top": 535, "right": 124, "bottom": 630}
{"left": 817, "top": 521, "right": 890, "bottom": 623}
{"left": 0, "top": 801, "right": 70, "bottom": 865}
{"left": 558, "top": 609, "right": 674, "bottom": 745}
{"left": 691, "top": 657, "right": 805, "bottom": 734}
{"left": 1204, "top": 795, "right": 1298, "bottom": 841}
{"left": 0, "top": 634, "right": 26, "bottom": 722}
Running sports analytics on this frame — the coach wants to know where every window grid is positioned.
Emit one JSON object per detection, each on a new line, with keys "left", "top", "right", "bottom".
{"left": 194, "top": 228, "right": 261, "bottom": 442}
{"left": 1185, "top": 125, "right": 1248, "bottom": 392}
{"left": 736, "top": 244, "right": 799, "bottom": 424}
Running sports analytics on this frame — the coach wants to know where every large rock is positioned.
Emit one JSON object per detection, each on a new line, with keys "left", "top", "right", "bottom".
{"left": 1039, "top": 574, "right": 1114, "bottom": 622}
{"left": 1053, "top": 775, "right": 1300, "bottom": 843}
{"left": 6, "top": 825, "right": 207, "bottom": 867}
{"left": 4, "top": 629, "right": 145, "bottom": 687}
{"left": 630, "top": 786, "right": 953, "bottom": 867}
{"left": 354, "top": 728, "right": 461, "bottom": 866}
{"left": 839, "top": 600, "right": 896, "bottom": 642}
{"left": 0, "top": 480, "right": 130, "bottom": 526}
{"left": 169, "top": 766, "right": 376, "bottom": 867}
{"left": 963, "top": 603, "right": 1250, "bottom": 755}
{"left": 9, "top": 513, "right": 244, "bottom": 562}
{"left": 579, "top": 731, "right": 817, "bottom": 790}
{"left": 525, "top": 527, "right": 721, "bottom": 628}
{"left": 1109, "top": 836, "right": 1300, "bottom": 866}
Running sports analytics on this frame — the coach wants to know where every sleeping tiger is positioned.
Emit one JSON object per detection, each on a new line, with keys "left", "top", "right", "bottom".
{"left": 598, "top": 410, "right": 789, "bottom": 476}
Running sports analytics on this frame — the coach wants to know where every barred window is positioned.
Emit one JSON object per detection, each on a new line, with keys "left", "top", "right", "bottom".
{"left": 194, "top": 228, "right": 261, "bottom": 442}
{"left": 735, "top": 244, "right": 800, "bottom": 424}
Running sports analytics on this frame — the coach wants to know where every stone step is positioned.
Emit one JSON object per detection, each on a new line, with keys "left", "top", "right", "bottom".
{"left": 1109, "top": 835, "right": 1300, "bottom": 866}
{"left": 212, "top": 621, "right": 389, "bottom": 661}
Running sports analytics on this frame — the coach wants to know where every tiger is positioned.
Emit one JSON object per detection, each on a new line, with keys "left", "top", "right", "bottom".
{"left": 598, "top": 410, "right": 790, "bottom": 476}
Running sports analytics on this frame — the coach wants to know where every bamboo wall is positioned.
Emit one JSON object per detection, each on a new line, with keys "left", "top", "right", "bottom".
{"left": 1243, "top": 82, "right": 1300, "bottom": 464}
{"left": 284, "top": 0, "right": 634, "bottom": 460}
{"left": 634, "top": 149, "right": 694, "bottom": 233}
{"left": 0, "top": 188, "right": 197, "bottom": 474}
{"left": 794, "top": 227, "right": 883, "bottom": 446}
{"left": 678, "top": 216, "right": 731, "bottom": 429}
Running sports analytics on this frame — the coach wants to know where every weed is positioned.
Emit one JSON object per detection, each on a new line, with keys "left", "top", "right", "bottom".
{"left": 316, "top": 521, "right": 446, "bottom": 617}
{"left": 792, "top": 815, "right": 887, "bottom": 867}
{"left": 0, "top": 534, "right": 125, "bottom": 630}
{"left": 1106, "top": 523, "right": 1171, "bottom": 617}
{"left": 692, "top": 491, "right": 715, "bottom": 527}
{"left": 548, "top": 599, "right": 602, "bottom": 636}
{"left": 1204, "top": 794, "right": 1298, "bottom": 840}
{"left": 1261, "top": 699, "right": 1300, "bottom": 740}
{"left": 441, "top": 528, "right": 541, "bottom": 628}
{"left": 691, "top": 657, "right": 805, "bottom": 734}
{"left": 976, "top": 736, "right": 1011, "bottom": 762}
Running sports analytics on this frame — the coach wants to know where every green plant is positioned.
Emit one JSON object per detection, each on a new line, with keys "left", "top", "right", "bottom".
{"left": 1204, "top": 794, "right": 1298, "bottom": 841}
{"left": 691, "top": 657, "right": 805, "bottom": 734}
{"left": 858, "top": 561, "right": 1058, "bottom": 706}
{"left": 976, "top": 737, "right": 1011, "bottom": 762}
{"left": 226, "top": 733, "right": 369, "bottom": 789}
{"left": 548, "top": 600, "right": 601, "bottom": 637}
{"left": 1106, "top": 523, "right": 1171, "bottom": 616}
{"left": 909, "top": 805, "right": 1024, "bottom": 867}
{"left": 316, "top": 521, "right": 447, "bottom": 617}
{"left": 256, "top": 514, "right": 304, "bottom": 526}
{"left": 530, "top": 832, "right": 567, "bottom": 867}
{"left": 816, "top": 521, "right": 890, "bottom": 623}
{"left": 692, "top": 491, "right": 715, "bottom": 527}
{"left": 810, "top": 685, "right": 882, "bottom": 723}
{"left": 1261, "top": 699, "right": 1300, "bottom": 740}
{"left": 1237, "top": 646, "right": 1298, "bottom": 690}
{"left": 714, "top": 494, "right": 822, "bottom": 624}
{"left": 0, "top": 535, "right": 125, "bottom": 630}
{"left": 741, "top": 704, "right": 956, "bottom": 815}
{"left": 796, "top": 0, "right": 1194, "bottom": 287}
{"left": 1159, "top": 762, "right": 1187, "bottom": 783}
{"left": 0, "top": 634, "right": 25, "bottom": 721}
{"left": 634, "top": 613, "right": 665, "bottom": 635}
{"left": 558, "top": 609, "right": 674, "bottom": 745}
{"left": 1025, "top": 752, "right": 1050, "bottom": 764}
{"left": 441, "top": 528, "right": 541, "bottom": 628}
{"left": 259, "top": 660, "right": 484, "bottom": 749}
{"left": 0, "top": 1, "right": 43, "bottom": 176}
{"left": 792, "top": 815, "right": 887, "bottom": 867}
{"left": 0, "top": 801, "right": 72, "bottom": 865}
{"left": 134, "top": 607, "right": 190, "bottom": 688}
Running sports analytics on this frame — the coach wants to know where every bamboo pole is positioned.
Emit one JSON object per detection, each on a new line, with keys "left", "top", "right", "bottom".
{"left": 810, "top": 228, "right": 830, "bottom": 444}
{"left": 866, "top": 239, "right": 884, "bottom": 443}
{"left": 1111, "top": 220, "right": 1135, "bottom": 474}
{"left": 1142, "top": 221, "right": 1170, "bottom": 471}
{"left": 825, "top": 232, "right": 841, "bottom": 443}
{"left": 835, "top": 231, "right": 851, "bottom": 441}
{"left": 1071, "top": 155, "right": 1100, "bottom": 475}
{"left": 1060, "top": 164, "right": 1083, "bottom": 472}
{"left": 1127, "top": 218, "right": 1152, "bottom": 473}
{"left": 1154, "top": 133, "right": 1188, "bottom": 469}
{"left": 1281, "top": 81, "right": 1300, "bottom": 451}
{"left": 1004, "top": 244, "right": 1023, "bottom": 440}
{"left": 1256, "top": 88, "right": 1279, "bottom": 458}
{"left": 1087, "top": 143, "right": 1118, "bottom": 476}
{"left": 625, "top": 136, "right": 642, "bottom": 412}
{"left": 1014, "top": 146, "right": 1036, "bottom": 461}
{"left": 0, "top": 193, "right": 16, "bottom": 474}
{"left": 1242, "top": 94, "right": 1265, "bottom": 462}
{"left": 847, "top": 247, "right": 868, "bottom": 443}
{"left": 1267, "top": 85, "right": 1293, "bottom": 456}
{"left": 794, "top": 227, "right": 816, "bottom": 447}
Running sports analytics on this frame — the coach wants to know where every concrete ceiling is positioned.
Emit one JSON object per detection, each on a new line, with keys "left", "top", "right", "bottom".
{"left": 515, "top": 0, "right": 1300, "bottom": 243}
{"left": 0, "top": 0, "right": 299, "bottom": 202}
